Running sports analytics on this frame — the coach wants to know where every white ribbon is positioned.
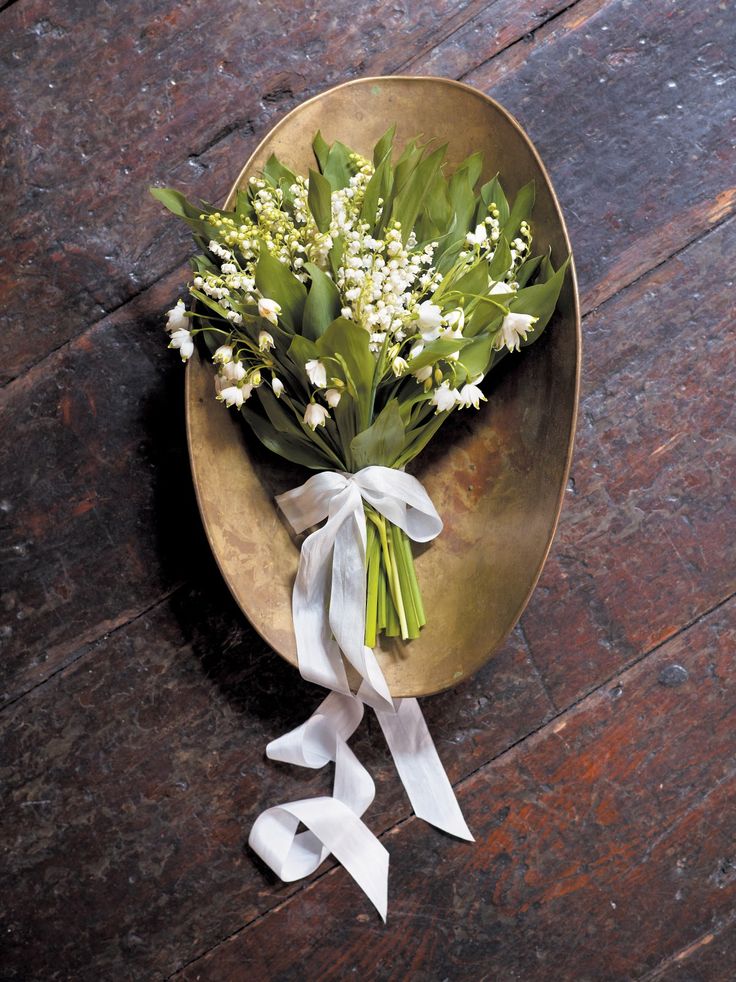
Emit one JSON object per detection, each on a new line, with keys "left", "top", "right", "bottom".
{"left": 249, "top": 466, "right": 473, "bottom": 919}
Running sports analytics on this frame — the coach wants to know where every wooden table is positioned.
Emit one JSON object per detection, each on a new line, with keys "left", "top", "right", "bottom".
{"left": 2, "top": 1, "right": 734, "bottom": 978}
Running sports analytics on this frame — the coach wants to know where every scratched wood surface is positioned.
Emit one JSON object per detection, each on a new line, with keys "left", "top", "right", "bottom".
{"left": 1, "top": 0, "right": 734, "bottom": 979}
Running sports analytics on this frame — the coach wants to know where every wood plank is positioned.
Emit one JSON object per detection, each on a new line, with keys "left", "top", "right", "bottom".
{"left": 520, "top": 216, "right": 736, "bottom": 706}
{"left": 0, "top": 0, "right": 564, "bottom": 385}
{"left": 178, "top": 597, "right": 736, "bottom": 980}
{"left": 0, "top": 598, "right": 550, "bottom": 980}
{"left": 3, "top": 0, "right": 735, "bottom": 385}
{"left": 643, "top": 917, "right": 736, "bottom": 982}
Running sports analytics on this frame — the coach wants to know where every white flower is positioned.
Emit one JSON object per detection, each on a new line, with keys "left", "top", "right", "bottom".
{"left": 305, "top": 359, "right": 327, "bottom": 387}
{"left": 271, "top": 377, "right": 284, "bottom": 398}
{"left": 218, "top": 385, "right": 245, "bottom": 408}
{"left": 445, "top": 308, "right": 465, "bottom": 332}
{"left": 392, "top": 357, "right": 408, "bottom": 377}
{"left": 213, "top": 345, "right": 233, "bottom": 364}
{"left": 409, "top": 342, "right": 424, "bottom": 359}
{"left": 169, "top": 328, "right": 194, "bottom": 361}
{"left": 496, "top": 312, "right": 538, "bottom": 352}
{"left": 258, "top": 330, "right": 275, "bottom": 351}
{"left": 431, "top": 381, "right": 461, "bottom": 413}
{"left": 489, "top": 280, "right": 514, "bottom": 295}
{"left": 166, "top": 299, "right": 188, "bottom": 334}
{"left": 416, "top": 301, "right": 442, "bottom": 341}
{"left": 258, "top": 297, "right": 281, "bottom": 325}
{"left": 466, "top": 224, "right": 488, "bottom": 247}
{"left": 221, "top": 262, "right": 237, "bottom": 275}
{"left": 222, "top": 360, "right": 246, "bottom": 382}
{"left": 324, "top": 388, "right": 342, "bottom": 408}
{"left": 413, "top": 364, "right": 433, "bottom": 383}
{"left": 304, "top": 402, "right": 330, "bottom": 429}
{"left": 457, "top": 374, "right": 487, "bottom": 410}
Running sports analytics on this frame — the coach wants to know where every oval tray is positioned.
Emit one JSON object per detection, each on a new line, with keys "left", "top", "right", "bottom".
{"left": 186, "top": 75, "right": 581, "bottom": 697}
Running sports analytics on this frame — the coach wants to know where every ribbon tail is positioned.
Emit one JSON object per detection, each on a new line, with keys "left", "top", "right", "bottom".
{"left": 376, "top": 697, "right": 474, "bottom": 842}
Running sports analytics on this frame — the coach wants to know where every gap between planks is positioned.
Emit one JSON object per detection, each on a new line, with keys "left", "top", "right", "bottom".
{"left": 164, "top": 586, "right": 736, "bottom": 977}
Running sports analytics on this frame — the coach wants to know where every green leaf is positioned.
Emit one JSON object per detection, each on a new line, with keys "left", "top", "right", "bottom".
{"left": 459, "top": 151, "right": 484, "bottom": 192}
{"left": 516, "top": 254, "right": 544, "bottom": 288}
{"left": 254, "top": 249, "right": 307, "bottom": 331}
{"left": 313, "top": 130, "right": 330, "bottom": 173}
{"left": 242, "top": 406, "right": 331, "bottom": 470}
{"left": 457, "top": 334, "right": 496, "bottom": 379}
{"left": 408, "top": 336, "right": 473, "bottom": 371}
{"left": 465, "top": 304, "right": 503, "bottom": 339}
{"left": 488, "top": 235, "right": 512, "bottom": 280}
{"left": 263, "top": 153, "right": 297, "bottom": 190}
{"left": 234, "top": 188, "right": 255, "bottom": 220}
{"left": 372, "top": 124, "right": 396, "bottom": 167}
{"left": 328, "top": 233, "right": 344, "bottom": 280}
{"left": 390, "top": 143, "right": 447, "bottom": 244}
{"left": 307, "top": 167, "right": 333, "bottom": 232}
{"left": 480, "top": 175, "right": 509, "bottom": 225}
{"left": 512, "top": 255, "right": 570, "bottom": 343}
{"left": 452, "top": 260, "right": 489, "bottom": 300}
{"left": 323, "top": 141, "right": 354, "bottom": 190}
{"left": 302, "top": 263, "right": 341, "bottom": 340}
{"left": 287, "top": 333, "right": 320, "bottom": 371}
{"left": 316, "top": 317, "right": 375, "bottom": 417}
{"left": 360, "top": 150, "right": 391, "bottom": 227}
{"left": 350, "top": 399, "right": 405, "bottom": 469}
{"left": 503, "top": 180, "right": 535, "bottom": 238}
{"left": 395, "top": 413, "right": 448, "bottom": 469}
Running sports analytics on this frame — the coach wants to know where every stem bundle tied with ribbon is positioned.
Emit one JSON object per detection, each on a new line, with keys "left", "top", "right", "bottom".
{"left": 249, "top": 467, "right": 473, "bottom": 919}
{"left": 153, "top": 124, "right": 569, "bottom": 918}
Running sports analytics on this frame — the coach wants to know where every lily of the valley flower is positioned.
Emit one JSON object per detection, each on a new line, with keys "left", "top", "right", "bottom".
{"left": 218, "top": 383, "right": 253, "bottom": 408}
{"left": 258, "top": 330, "right": 275, "bottom": 351}
{"left": 304, "top": 402, "right": 330, "bottom": 430}
{"left": 169, "top": 328, "right": 194, "bottom": 361}
{"left": 166, "top": 299, "right": 188, "bottom": 333}
{"left": 213, "top": 345, "right": 233, "bottom": 364}
{"left": 458, "top": 374, "right": 487, "bottom": 410}
{"left": 413, "top": 364, "right": 433, "bottom": 383}
{"left": 392, "top": 356, "right": 408, "bottom": 377}
{"left": 221, "top": 360, "right": 246, "bottom": 383}
{"left": 489, "top": 280, "right": 514, "bottom": 295}
{"left": 258, "top": 297, "right": 281, "bottom": 325}
{"left": 445, "top": 308, "right": 465, "bottom": 332}
{"left": 271, "top": 377, "right": 284, "bottom": 398}
{"left": 496, "top": 312, "right": 537, "bottom": 352}
{"left": 416, "top": 300, "right": 442, "bottom": 341}
{"left": 324, "top": 388, "right": 342, "bottom": 408}
{"left": 305, "top": 359, "right": 327, "bottom": 387}
{"left": 431, "top": 381, "right": 461, "bottom": 413}
{"left": 466, "top": 223, "right": 488, "bottom": 247}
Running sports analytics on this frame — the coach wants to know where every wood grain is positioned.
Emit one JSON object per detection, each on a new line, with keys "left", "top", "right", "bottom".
{"left": 2, "top": 0, "right": 735, "bottom": 975}
{"left": 0, "top": 598, "right": 550, "bottom": 979}
{"left": 179, "top": 598, "right": 736, "bottom": 981}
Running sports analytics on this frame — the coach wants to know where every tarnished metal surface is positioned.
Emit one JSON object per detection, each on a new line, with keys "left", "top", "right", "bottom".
{"left": 186, "top": 76, "right": 581, "bottom": 696}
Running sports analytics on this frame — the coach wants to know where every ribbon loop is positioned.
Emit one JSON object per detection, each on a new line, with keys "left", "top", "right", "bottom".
{"left": 253, "top": 466, "right": 472, "bottom": 918}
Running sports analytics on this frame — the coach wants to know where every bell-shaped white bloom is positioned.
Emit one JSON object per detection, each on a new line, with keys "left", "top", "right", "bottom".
{"left": 166, "top": 299, "right": 188, "bottom": 334}
{"left": 431, "top": 381, "right": 461, "bottom": 413}
{"left": 416, "top": 300, "right": 442, "bottom": 341}
{"left": 258, "top": 330, "right": 275, "bottom": 351}
{"left": 324, "top": 388, "right": 342, "bottom": 408}
{"left": 413, "top": 364, "right": 433, "bottom": 383}
{"left": 218, "top": 385, "right": 245, "bottom": 408}
{"left": 258, "top": 297, "right": 281, "bottom": 325}
{"left": 222, "top": 360, "right": 246, "bottom": 383}
{"left": 271, "top": 377, "right": 284, "bottom": 398}
{"left": 458, "top": 374, "right": 487, "bottom": 410}
{"left": 213, "top": 345, "right": 233, "bottom": 364}
{"left": 305, "top": 359, "right": 327, "bottom": 387}
{"left": 489, "top": 280, "right": 514, "bottom": 295}
{"left": 445, "top": 308, "right": 465, "bottom": 332}
{"left": 466, "top": 224, "right": 488, "bottom": 247}
{"left": 304, "top": 402, "right": 330, "bottom": 430}
{"left": 221, "top": 262, "right": 237, "bottom": 275}
{"left": 169, "top": 328, "right": 194, "bottom": 361}
{"left": 392, "top": 356, "right": 408, "bottom": 377}
{"left": 496, "top": 312, "right": 538, "bottom": 352}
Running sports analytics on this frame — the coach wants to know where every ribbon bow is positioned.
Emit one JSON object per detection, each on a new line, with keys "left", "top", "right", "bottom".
{"left": 249, "top": 466, "right": 473, "bottom": 919}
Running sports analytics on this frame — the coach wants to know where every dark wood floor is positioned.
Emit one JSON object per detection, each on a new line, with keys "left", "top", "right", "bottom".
{"left": 2, "top": 0, "right": 735, "bottom": 978}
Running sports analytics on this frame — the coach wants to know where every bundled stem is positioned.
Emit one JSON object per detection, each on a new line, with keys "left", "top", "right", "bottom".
{"left": 364, "top": 505, "right": 426, "bottom": 645}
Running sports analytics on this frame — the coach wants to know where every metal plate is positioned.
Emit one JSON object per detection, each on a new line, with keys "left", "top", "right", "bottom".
{"left": 185, "top": 75, "right": 581, "bottom": 697}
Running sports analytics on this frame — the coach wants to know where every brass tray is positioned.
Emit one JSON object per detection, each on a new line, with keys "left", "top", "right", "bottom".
{"left": 186, "top": 75, "right": 581, "bottom": 697}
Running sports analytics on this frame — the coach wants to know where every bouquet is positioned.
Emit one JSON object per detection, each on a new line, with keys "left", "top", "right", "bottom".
{"left": 152, "top": 124, "right": 569, "bottom": 917}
